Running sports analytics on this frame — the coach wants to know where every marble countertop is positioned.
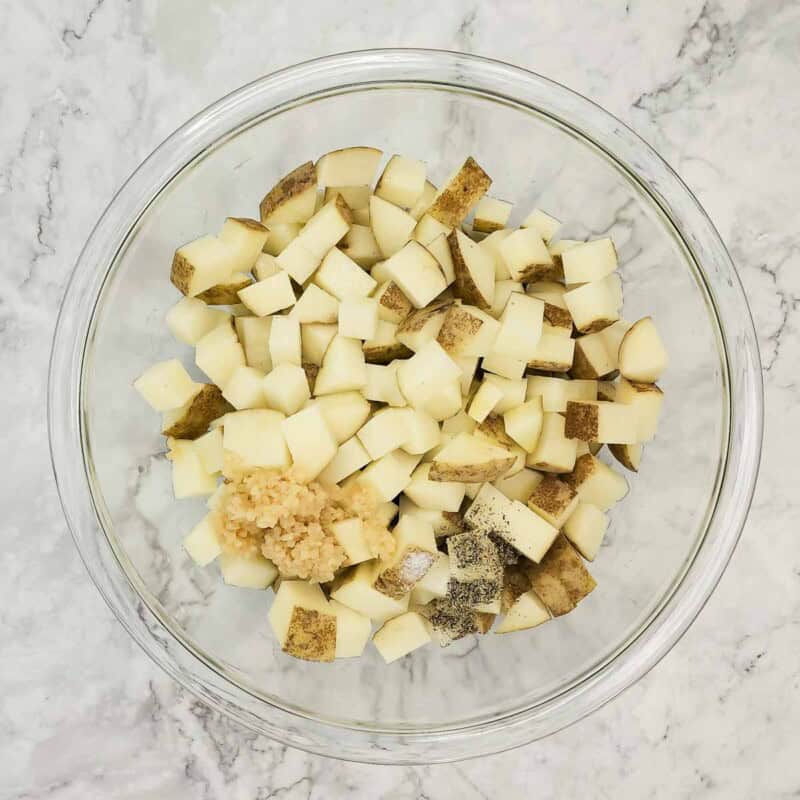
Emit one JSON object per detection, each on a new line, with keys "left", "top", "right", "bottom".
{"left": 3, "top": 0, "right": 798, "bottom": 797}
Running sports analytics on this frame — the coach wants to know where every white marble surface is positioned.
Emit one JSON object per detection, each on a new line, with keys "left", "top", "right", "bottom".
{"left": 2, "top": 0, "right": 798, "bottom": 797}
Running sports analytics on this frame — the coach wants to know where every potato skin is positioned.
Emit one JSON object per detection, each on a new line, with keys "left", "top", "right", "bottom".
{"left": 428, "top": 157, "right": 491, "bottom": 227}
{"left": 448, "top": 230, "right": 491, "bottom": 310}
{"left": 429, "top": 455, "right": 514, "bottom": 483}
{"left": 259, "top": 161, "right": 316, "bottom": 223}
{"left": 363, "top": 342, "right": 413, "bottom": 365}
{"left": 196, "top": 276, "right": 252, "bottom": 305}
{"left": 170, "top": 251, "right": 195, "bottom": 296}
{"left": 527, "top": 534, "right": 595, "bottom": 616}
{"left": 162, "top": 384, "right": 234, "bottom": 439}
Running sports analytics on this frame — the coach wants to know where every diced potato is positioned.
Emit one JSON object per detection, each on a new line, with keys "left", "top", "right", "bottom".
{"left": 331, "top": 561, "right": 410, "bottom": 622}
{"left": 492, "top": 467, "right": 544, "bottom": 502}
{"left": 618, "top": 316, "right": 668, "bottom": 383}
{"left": 315, "top": 146, "right": 383, "bottom": 186}
{"left": 404, "top": 462, "right": 466, "bottom": 512}
{"left": 318, "top": 436, "right": 372, "bottom": 487}
{"left": 222, "top": 365, "right": 268, "bottom": 410}
{"left": 281, "top": 404, "right": 338, "bottom": 480}
{"left": 436, "top": 304, "right": 500, "bottom": 358}
{"left": 312, "top": 391, "right": 371, "bottom": 443}
{"left": 314, "top": 335, "right": 367, "bottom": 395}
{"left": 425, "top": 233, "right": 456, "bottom": 286}
{"left": 166, "top": 297, "right": 230, "bottom": 345}
{"left": 363, "top": 319, "right": 413, "bottom": 365}
{"left": 269, "top": 316, "right": 301, "bottom": 367}
{"left": 370, "top": 195, "right": 417, "bottom": 257}
{"left": 489, "top": 279, "right": 524, "bottom": 319}
{"left": 324, "top": 185, "right": 371, "bottom": 210}
{"left": 481, "top": 349, "right": 526, "bottom": 380}
{"left": 220, "top": 551, "right": 279, "bottom": 589}
{"left": 300, "top": 323, "right": 337, "bottom": 366}
{"left": 408, "top": 179, "right": 437, "bottom": 220}
{"left": 373, "top": 611, "right": 431, "bottom": 663}
{"left": 362, "top": 362, "right": 406, "bottom": 407}
{"left": 564, "top": 279, "right": 619, "bottom": 333}
{"left": 329, "top": 599, "right": 372, "bottom": 659}
{"left": 528, "top": 333, "right": 575, "bottom": 373}
{"left": 222, "top": 409, "right": 290, "bottom": 471}
{"left": 299, "top": 197, "right": 353, "bottom": 258}
{"left": 384, "top": 240, "right": 447, "bottom": 309}
{"left": 526, "top": 535, "right": 596, "bottom": 616}
{"left": 171, "top": 236, "right": 236, "bottom": 298}
{"left": 448, "top": 229, "right": 495, "bottom": 310}
{"left": 268, "top": 580, "right": 336, "bottom": 662}
{"left": 608, "top": 441, "right": 643, "bottom": 472}
{"left": 375, "top": 154, "right": 426, "bottom": 208}
{"left": 563, "top": 503, "right": 608, "bottom": 560}
{"left": 420, "top": 378, "right": 463, "bottom": 421}
{"left": 262, "top": 223, "right": 301, "bottom": 256}
{"left": 274, "top": 237, "right": 320, "bottom": 284}
{"left": 290, "top": 284, "right": 339, "bottom": 324}
{"left": 563, "top": 453, "right": 628, "bottom": 510}
{"left": 483, "top": 374, "right": 527, "bottom": 414}
{"left": 561, "top": 237, "right": 617, "bottom": 284}
{"left": 259, "top": 161, "right": 317, "bottom": 225}
{"left": 261, "top": 363, "right": 310, "bottom": 415}
{"left": 570, "top": 331, "right": 615, "bottom": 379}
{"left": 527, "top": 475, "right": 579, "bottom": 528}
{"left": 427, "top": 156, "right": 491, "bottom": 227}
{"left": 527, "top": 412, "right": 577, "bottom": 474}
{"left": 357, "top": 408, "right": 414, "bottom": 460}
{"left": 401, "top": 409, "right": 441, "bottom": 455}
{"left": 314, "top": 247, "right": 377, "bottom": 300}
{"left": 498, "top": 228, "right": 555, "bottom": 282}
{"left": 375, "top": 515, "right": 437, "bottom": 597}
{"left": 218, "top": 217, "right": 270, "bottom": 273}
{"left": 162, "top": 384, "right": 233, "bottom": 439}
{"left": 134, "top": 359, "right": 201, "bottom": 412}
{"left": 429, "top": 432, "right": 515, "bottom": 483}
{"left": 235, "top": 316, "right": 272, "bottom": 372}
{"left": 331, "top": 517, "right": 373, "bottom": 565}
{"left": 183, "top": 514, "right": 222, "bottom": 566}
{"left": 410, "top": 552, "right": 450, "bottom": 605}
{"left": 167, "top": 439, "right": 218, "bottom": 498}
{"left": 564, "top": 400, "right": 638, "bottom": 444}
{"left": 195, "top": 321, "right": 246, "bottom": 388}
{"left": 373, "top": 281, "right": 413, "bottom": 324}
{"left": 598, "top": 319, "right": 632, "bottom": 361}
{"left": 479, "top": 228, "right": 514, "bottom": 280}
{"left": 503, "top": 396, "right": 544, "bottom": 453}
{"left": 454, "top": 356, "right": 480, "bottom": 395}
{"left": 473, "top": 414, "right": 527, "bottom": 477}
{"left": 526, "top": 280, "right": 567, "bottom": 309}
{"left": 338, "top": 297, "right": 379, "bottom": 340}
{"left": 194, "top": 427, "right": 224, "bottom": 474}
{"left": 413, "top": 213, "right": 452, "bottom": 246}
{"left": 396, "top": 340, "right": 461, "bottom": 408}
{"left": 520, "top": 208, "right": 561, "bottom": 242}
{"left": 339, "top": 224, "right": 382, "bottom": 268}
{"left": 468, "top": 380, "right": 504, "bottom": 423}
{"left": 396, "top": 298, "right": 452, "bottom": 352}
{"left": 526, "top": 376, "right": 597, "bottom": 413}
{"left": 357, "top": 451, "right": 414, "bottom": 503}
{"left": 473, "top": 196, "right": 512, "bottom": 233}
{"left": 238, "top": 271, "right": 296, "bottom": 316}
{"left": 495, "top": 589, "right": 550, "bottom": 634}
{"left": 491, "top": 293, "right": 545, "bottom": 363}
{"left": 542, "top": 303, "right": 573, "bottom": 338}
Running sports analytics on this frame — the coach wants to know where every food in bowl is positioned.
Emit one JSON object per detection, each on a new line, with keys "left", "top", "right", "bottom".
{"left": 133, "top": 147, "right": 668, "bottom": 664}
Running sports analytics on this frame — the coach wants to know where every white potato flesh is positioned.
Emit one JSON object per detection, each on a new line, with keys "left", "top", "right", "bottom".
{"left": 311, "top": 391, "right": 371, "bottom": 443}
{"left": 436, "top": 304, "right": 500, "bottom": 358}
{"left": 330, "top": 517, "right": 373, "bottom": 565}
{"left": 568, "top": 454, "right": 629, "bottom": 510}
{"left": 526, "top": 376, "right": 597, "bottom": 412}
{"left": 318, "top": 436, "right": 371, "bottom": 487}
{"left": 134, "top": 359, "right": 201, "bottom": 412}
{"left": 281, "top": 404, "right": 338, "bottom": 480}
{"left": 370, "top": 195, "right": 417, "bottom": 258}
{"left": 496, "top": 590, "right": 551, "bottom": 634}
{"left": 238, "top": 271, "right": 296, "bottom": 316}
{"left": 168, "top": 439, "right": 218, "bottom": 498}
{"left": 300, "top": 323, "right": 337, "bottom": 366}
{"left": 498, "top": 228, "right": 553, "bottom": 281}
{"left": 262, "top": 223, "right": 301, "bottom": 257}
{"left": 401, "top": 410, "right": 442, "bottom": 455}
{"left": 183, "top": 514, "right": 222, "bottom": 566}
{"left": 269, "top": 316, "right": 302, "bottom": 367}
{"left": 468, "top": 381, "right": 504, "bottom": 423}
{"left": 373, "top": 281, "right": 413, "bottom": 324}
{"left": 384, "top": 241, "right": 447, "bottom": 309}
{"left": 299, "top": 199, "right": 352, "bottom": 259}
{"left": 357, "top": 408, "right": 414, "bottom": 460}
{"left": 564, "top": 400, "right": 638, "bottom": 444}
{"left": 329, "top": 599, "right": 372, "bottom": 659}
{"left": 362, "top": 363, "right": 406, "bottom": 407}
{"left": 220, "top": 551, "right": 278, "bottom": 589}
{"left": 408, "top": 180, "right": 437, "bottom": 220}
{"left": 222, "top": 365, "right": 268, "bottom": 410}
{"left": 618, "top": 316, "right": 668, "bottom": 382}
{"left": 236, "top": 316, "right": 272, "bottom": 372}
{"left": 489, "top": 279, "right": 524, "bottom": 319}
{"left": 375, "top": 154, "right": 426, "bottom": 208}
{"left": 561, "top": 238, "right": 618, "bottom": 284}
{"left": 172, "top": 235, "right": 237, "bottom": 297}
{"left": 528, "top": 333, "right": 575, "bottom": 373}
{"left": 404, "top": 462, "right": 466, "bottom": 512}
{"left": 526, "top": 280, "right": 567, "bottom": 309}
{"left": 481, "top": 349, "right": 526, "bottom": 380}
{"left": 479, "top": 228, "right": 514, "bottom": 280}
{"left": 503, "top": 396, "right": 544, "bottom": 453}
{"left": 425, "top": 233, "right": 456, "bottom": 286}
{"left": 563, "top": 502, "right": 608, "bottom": 561}
{"left": 315, "top": 147, "right": 383, "bottom": 186}
{"left": 527, "top": 412, "right": 577, "bottom": 474}
{"left": 222, "top": 409, "right": 290, "bottom": 471}
{"left": 338, "top": 297, "right": 378, "bottom": 340}
{"left": 492, "top": 467, "right": 544, "bottom": 502}
{"left": 473, "top": 196, "right": 512, "bottom": 233}
{"left": 315, "top": 247, "right": 377, "bottom": 300}
{"left": 413, "top": 213, "right": 452, "bottom": 246}
{"left": 330, "top": 561, "right": 410, "bottom": 622}
{"left": 195, "top": 323, "right": 246, "bottom": 388}
{"left": 324, "top": 185, "right": 371, "bottom": 209}
{"left": 194, "top": 428, "right": 224, "bottom": 474}
{"left": 219, "top": 217, "right": 270, "bottom": 273}
{"left": 339, "top": 224, "right": 382, "bottom": 268}
{"left": 166, "top": 298, "right": 230, "bottom": 345}
{"left": 262, "top": 364, "right": 310, "bottom": 415}
{"left": 410, "top": 552, "right": 450, "bottom": 605}
{"left": 357, "top": 451, "right": 414, "bottom": 503}
{"left": 520, "top": 208, "right": 561, "bottom": 242}
{"left": 564, "top": 279, "right": 619, "bottom": 333}
{"left": 450, "top": 229, "right": 496, "bottom": 309}
{"left": 290, "top": 284, "right": 339, "bottom": 324}
{"left": 615, "top": 377, "right": 664, "bottom": 441}
{"left": 483, "top": 374, "right": 527, "bottom": 414}
{"left": 313, "top": 335, "right": 367, "bottom": 395}
{"left": 373, "top": 612, "right": 431, "bottom": 663}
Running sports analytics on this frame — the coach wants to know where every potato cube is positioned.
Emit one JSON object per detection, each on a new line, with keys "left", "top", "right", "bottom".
{"left": 281, "top": 404, "right": 338, "bottom": 480}
{"left": 425, "top": 233, "right": 456, "bottom": 286}
{"left": 454, "top": 356, "right": 480, "bottom": 395}
{"left": 290, "top": 284, "right": 339, "bottom": 324}
{"left": 238, "top": 271, "right": 296, "bottom": 317}
{"left": 222, "top": 365, "right": 268, "bottom": 410}
{"left": 396, "top": 340, "right": 461, "bottom": 407}
{"left": 526, "top": 535, "right": 596, "bottom": 616}
{"left": 331, "top": 517, "right": 373, "bottom": 565}
{"left": 315, "top": 247, "right": 376, "bottom": 300}
{"left": 564, "top": 279, "right": 619, "bottom": 333}
{"left": 372, "top": 612, "right": 431, "bottom": 663}
{"left": 339, "top": 224, "right": 382, "bottom": 268}
{"left": 520, "top": 208, "right": 561, "bottom": 242}
{"left": 468, "top": 380, "right": 504, "bottom": 423}
{"left": 300, "top": 323, "right": 337, "bottom": 366}
{"left": 492, "top": 293, "right": 544, "bottom": 362}
{"left": 483, "top": 374, "right": 527, "bottom": 414}
{"left": 193, "top": 427, "right": 224, "bottom": 474}
{"left": 357, "top": 451, "right": 414, "bottom": 502}
{"left": 495, "top": 589, "right": 550, "bottom": 634}
{"left": 269, "top": 315, "right": 302, "bottom": 367}
{"left": 166, "top": 297, "right": 230, "bottom": 345}
{"left": 498, "top": 228, "right": 554, "bottom": 282}
{"left": 563, "top": 502, "right": 608, "bottom": 561}
{"left": 448, "top": 229, "right": 496, "bottom": 309}
{"left": 317, "top": 436, "right": 371, "bottom": 487}
{"left": 315, "top": 147, "right": 382, "bottom": 187}
{"left": 413, "top": 213, "right": 453, "bottom": 246}
{"left": 171, "top": 235, "right": 236, "bottom": 297}
{"left": 479, "top": 228, "right": 514, "bottom": 280}
{"left": 396, "top": 299, "right": 453, "bottom": 352}
{"left": 357, "top": 408, "right": 414, "bottom": 460}
{"left": 375, "top": 154, "right": 426, "bottom": 208}
{"left": 134, "top": 359, "right": 201, "bottom": 412}
{"left": 183, "top": 514, "right": 222, "bottom": 566}
{"left": 362, "top": 363, "right": 406, "bottom": 407}
{"left": 373, "top": 281, "right": 413, "bottom": 324}
{"left": 473, "top": 196, "right": 512, "bottom": 233}
{"left": 564, "top": 400, "right": 638, "bottom": 444}
{"left": 299, "top": 197, "right": 353, "bottom": 258}
{"left": 222, "top": 409, "right": 290, "bottom": 471}
{"left": 370, "top": 195, "right": 417, "bottom": 257}
{"left": 527, "top": 413, "right": 577, "bottom": 474}
{"left": 375, "top": 515, "right": 437, "bottom": 597}
{"left": 268, "top": 580, "right": 337, "bottom": 662}
{"left": 527, "top": 475, "right": 579, "bottom": 528}
{"left": 526, "top": 376, "right": 597, "bottom": 413}
{"left": 527, "top": 334, "right": 575, "bottom": 373}
{"left": 161, "top": 384, "right": 233, "bottom": 440}
{"left": 262, "top": 364, "right": 310, "bottom": 415}
{"left": 236, "top": 316, "right": 272, "bottom": 372}
{"left": 401, "top": 410, "right": 441, "bottom": 455}
{"left": 312, "top": 391, "right": 371, "bottom": 443}
{"left": 503, "top": 396, "right": 544, "bottom": 453}
{"left": 436, "top": 304, "right": 500, "bottom": 358}
{"left": 259, "top": 161, "right": 317, "bottom": 226}
{"left": 429, "top": 432, "right": 515, "bottom": 483}
{"left": 262, "top": 223, "right": 301, "bottom": 256}
{"left": 526, "top": 280, "right": 567, "bottom": 309}
{"left": 195, "top": 322, "right": 246, "bottom": 388}
{"left": 167, "top": 439, "right": 218, "bottom": 498}
{"left": 363, "top": 319, "right": 413, "bottom": 365}
{"left": 570, "top": 332, "right": 615, "bottom": 379}
{"left": 427, "top": 156, "right": 491, "bottom": 227}
{"left": 338, "top": 297, "right": 378, "bottom": 340}
{"left": 492, "top": 467, "right": 544, "bottom": 503}
{"left": 618, "top": 316, "right": 668, "bottom": 383}
{"left": 331, "top": 561, "right": 410, "bottom": 622}
{"left": 481, "top": 349, "right": 526, "bottom": 380}
{"left": 314, "top": 335, "right": 367, "bottom": 395}
{"left": 615, "top": 377, "right": 664, "bottom": 441}
{"left": 219, "top": 217, "right": 270, "bottom": 273}
{"left": 563, "top": 454, "right": 628, "bottom": 510}
{"left": 410, "top": 551, "right": 451, "bottom": 605}
{"left": 329, "top": 599, "right": 372, "bottom": 659}
{"left": 220, "top": 551, "right": 278, "bottom": 589}
{"left": 489, "top": 279, "right": 524, "bottom": 319}
{"left": 408, "top": 179, "right": 437, "bottom": 220}
{"left": 384, "top": 240, "right": 447, "bottom": 309}
{"left": 404, "top": 462, "right": 466, "bottom": 512}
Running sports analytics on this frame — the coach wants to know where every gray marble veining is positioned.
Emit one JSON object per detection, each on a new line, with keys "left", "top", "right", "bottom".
{"left": 2, "top": 1, "right": 798, "bottom": 797}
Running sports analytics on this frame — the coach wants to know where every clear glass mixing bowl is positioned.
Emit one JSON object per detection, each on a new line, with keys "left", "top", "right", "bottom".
{"left": 48, "top": 50, "right": 762, "bottom": 763}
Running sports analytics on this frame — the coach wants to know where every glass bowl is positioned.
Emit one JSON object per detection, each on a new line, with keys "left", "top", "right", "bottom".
{"left": 48, "top": 50, "right": 762, "bottom": 764}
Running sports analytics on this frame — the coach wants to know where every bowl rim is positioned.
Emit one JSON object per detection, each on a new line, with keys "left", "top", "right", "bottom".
{"left": 48, "top": 48, "right": 763, "bottom": 763}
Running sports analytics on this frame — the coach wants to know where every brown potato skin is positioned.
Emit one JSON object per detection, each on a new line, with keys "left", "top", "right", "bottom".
{"left": 427, "top": 157, "right": 491, "bottom": 227}
{"left": 283, "top": 607, "right": 336, "bottom": 662}
{"left": 377, "top": 282, "right": 413, "bottom": 323}
{"left": 170, "top": 251, "right": 195, "bottom": 296}
{"left": 397, "top": 298, "right": 453, "bottom": 334}
{"left": 259, "top": 161, "right": 316, "bottom": 223}
{"left": 527, "top": 535, "right": 596, "bottom": 616}
{"left": 436, "top": 305, "right": 483, "bottom": 354}
{"left": 196, "top": 276, "right": 253, "bottom": 305}
{"left": 429, "top": 455, "right": 515, "bottom": 483}
{"left": 363, "top": 342, "right": 413, "bottom": 365}
{"left": 608, "top": 443, "right": 639, "bottom": 472}
{"left": 448, "top": 230, "right": 491, "bottom": 310}
{"left": 564, "top": 401, "right": 599, "bottom": 441}
{"left": 162, "top": 384, "right": 234, "bottom": 439}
